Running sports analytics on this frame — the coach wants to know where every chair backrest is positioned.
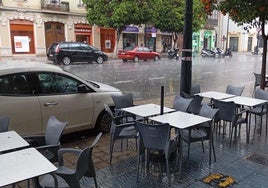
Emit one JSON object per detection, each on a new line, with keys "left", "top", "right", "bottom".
{"left": 111, "top": 93, "right": 134, "bottom": 109}
{"left": 255, "top": 88, "right": 268, "bottom": 100}
{"left": 187, "top": 95, "right": 203, "bottom": 115}
{"left": 104, "top": 104, "right": 114, "bottom": 118}
{"left": 84, "top": 132, "right": 102, "bottom": 178}
{"left": 173, "top": 95, "right": 193, "bottom": 112}
{"left": 136, "top": 121, "right": 170, "bottom": 151}
{"left": 199, "top": 103, "right": 219, "bottom": 119}
{"left": 225, "top": 84, "right": 244, "bottom": 96}
{"left": 0, "top": 116, "right": 9, "bottom": 133}
{"left": 254, "top": 72, "right": 261, "bottom": 87}
{"left": 191, "top": 83, "right": 201, "bottom": 95}
{"left": 213, "top": 99, "right": 236, "bottom": 122}
{"left": 45, "top": 115, "right": 68, "bottom": 145}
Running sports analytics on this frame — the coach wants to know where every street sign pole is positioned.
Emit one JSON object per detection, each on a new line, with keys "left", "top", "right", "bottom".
{"left": 180, "top": 0, "right": 192, "bottom": 95}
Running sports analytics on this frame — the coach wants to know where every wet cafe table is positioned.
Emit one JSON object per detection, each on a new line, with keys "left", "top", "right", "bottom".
{"left": 121, "top": 103, "right": 175, "bottom": 119}
{"left": 0, "top": 130, "right": 29, "bottom": 153}
{"left": 222, "top": 96, "right": 267, "bottom": 142}
{"left": 0, "top": 147, "right": 57, "bottom": 187}
{"left": 150, "top": 111, "right": 211, "bottom": 178}
{"left": 196, "top": 91, "right": 235, "bottom": 100}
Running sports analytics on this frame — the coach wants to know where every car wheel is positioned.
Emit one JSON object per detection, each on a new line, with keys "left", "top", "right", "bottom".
{"left": 134, "top": 56, "right": 139, "bottom": 62}
{"left": 123, "top": 59, "right": 127, "bottom": 62}
{"left": 96, "top": 56, "right": 104, "bottom": 64}
{"left": 62, "top": 56, "right": 71, "bottom": 65}
{"left": 96, "top": 110, "right": 111, "bottom": 133}
{"left": 154, "top": 56, "right": 159, "bottom": 61}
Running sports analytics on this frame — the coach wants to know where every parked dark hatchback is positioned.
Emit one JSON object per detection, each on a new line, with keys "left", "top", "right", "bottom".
{"left": 47, "top": 42, "right": 108, "bottom": 65}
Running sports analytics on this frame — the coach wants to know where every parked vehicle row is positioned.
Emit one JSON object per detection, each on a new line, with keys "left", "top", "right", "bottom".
{"left": 47, "top": 42, "right": 108, "bottom": 65}
{"left": 201, "top": 48, "right": 232, "bottom": 58}
{"left": 0, "top": 62, "right": 121, "bottom": 135}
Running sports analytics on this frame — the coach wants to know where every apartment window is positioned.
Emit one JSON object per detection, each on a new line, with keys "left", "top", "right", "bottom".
{"left": 77, "top": 0, "right": 85, "bottom": 7}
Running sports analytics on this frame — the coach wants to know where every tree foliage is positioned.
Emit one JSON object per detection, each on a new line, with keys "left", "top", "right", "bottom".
{"left": 202, "top": 0, "right": 268, "bottom": 89}
{"left": 83, "top": 0, "right": 158, "bottom": 55}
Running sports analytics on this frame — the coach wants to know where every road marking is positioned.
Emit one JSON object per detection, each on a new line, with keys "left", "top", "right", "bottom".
{"left": 202, "top": 72, "right": 213, "bottom": 75}
{"left": 148, "top": 77, "right": 165, "bottom": 80}
{"left": 113, "top": 80, "right": 133, "bottom": 84}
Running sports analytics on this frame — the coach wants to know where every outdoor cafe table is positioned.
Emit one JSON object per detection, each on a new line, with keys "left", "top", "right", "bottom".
{"left": 196, "top": 91, "right": 235, "bottom": 100}
{"left": 0, "top": 130, "right": 29, "bottom": 153}
{"left": 149, "top": 111, "right": 211, "bottom": 178}
{"left": 222, "top": 96, "right": 267, "bottom": 142}
{"left": 121, "top": 103, "right": 175, "bottom": 119}
{"left": 0, "top": 147, "right": 57, "bottom": 187}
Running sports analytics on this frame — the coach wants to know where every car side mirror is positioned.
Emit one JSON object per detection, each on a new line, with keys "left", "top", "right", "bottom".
{"left": 78, "top": 84, "right": 88, "bottom": 93}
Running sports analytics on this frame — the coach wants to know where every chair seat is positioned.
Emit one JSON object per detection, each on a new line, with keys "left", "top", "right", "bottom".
{"left": 40, "top": 174, "right": 69, "bottom": 188}
{"left": 183, "top": 128, "right": 207, "bottom": 139}
{"left": 119, "top": 125, "right": 137, "bottom": 137}
{"left": 250, "top": 106, "right": 266, "bottom": 115}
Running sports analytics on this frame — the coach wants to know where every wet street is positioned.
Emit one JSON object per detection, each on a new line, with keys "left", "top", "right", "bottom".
{"left": 62, "top": 52, "right": 263, "bottom": 101}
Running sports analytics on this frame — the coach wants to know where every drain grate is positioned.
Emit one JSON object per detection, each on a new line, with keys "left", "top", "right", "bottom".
{"left": 245, "top": 153, "right": 268, "bottom": 166}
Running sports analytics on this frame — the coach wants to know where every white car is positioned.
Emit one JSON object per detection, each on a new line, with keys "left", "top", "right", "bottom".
{"left": 0, "top": 61, "right": 121, "bottom": 136}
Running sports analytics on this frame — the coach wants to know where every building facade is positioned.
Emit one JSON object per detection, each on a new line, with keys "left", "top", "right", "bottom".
{"left": 0, "top": 0, "right": 171, "bottom": 57}
{"left": 0, "top": 0, "right": 118, "bottom": 57}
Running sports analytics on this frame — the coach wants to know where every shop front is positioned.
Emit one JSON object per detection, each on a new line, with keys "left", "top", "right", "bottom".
{"left": 144, "top": 26, "right": 157, "bottom": 51}
{"left": 100, "top": 28, "right": 115, "bottom": 53}
{"left": 10, "top": 20, "right": 35, "bottom": 54}
{"left": 122, "top": 26, "right": 139, "bottom": 49}
{"left": 75, "top": 24, "right": 92, "bottom": 45}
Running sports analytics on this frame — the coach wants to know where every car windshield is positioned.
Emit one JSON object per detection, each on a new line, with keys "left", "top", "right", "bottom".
{"left": 124, "top": 46, "right": 135, "bottom": 51}
{"left": 89, "top": 45, "right": 100, "bottom": 51}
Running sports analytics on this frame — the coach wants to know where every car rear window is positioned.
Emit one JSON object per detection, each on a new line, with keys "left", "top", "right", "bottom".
{"left": 123, "top": 46, "right": 135, "bottom": 51}
{"left": 59, "top": 43, "right": 69, "bottom": 49}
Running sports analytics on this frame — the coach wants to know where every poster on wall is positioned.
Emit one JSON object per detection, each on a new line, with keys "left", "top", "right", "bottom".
{"left": 105, "top": 40, "right": 111, "bottom": 49}
{"left": 14, "top": 36, "right": 30, "bottom": 52}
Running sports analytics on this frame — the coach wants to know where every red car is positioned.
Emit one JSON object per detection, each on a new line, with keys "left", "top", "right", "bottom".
{"left": 118, "top": 46, "right": 160, "bottom": 62}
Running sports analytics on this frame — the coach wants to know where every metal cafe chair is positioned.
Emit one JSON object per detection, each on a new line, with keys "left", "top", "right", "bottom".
{"left": 136, "top": 121, "right": 178, "bottom": 182}
{"left": 38, "top": 133, "right": 102, "bottom": 188}
{"left": 24, "top": 115, "right": 68, "bottom": 163}
{"left": 0, "top": 116, "right": 9, "bottom": 133}
{"left": 104, "top": 104, "right": 138, "bottom": 165}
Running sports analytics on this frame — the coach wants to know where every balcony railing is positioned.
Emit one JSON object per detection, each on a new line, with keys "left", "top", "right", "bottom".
{"left": 41, "top": 0, "right": 69, "bottom": 12}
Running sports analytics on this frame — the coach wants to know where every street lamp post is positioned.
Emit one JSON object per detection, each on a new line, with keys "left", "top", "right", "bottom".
{"left": 180, "top": 0, "right": 193, "bottom": 94}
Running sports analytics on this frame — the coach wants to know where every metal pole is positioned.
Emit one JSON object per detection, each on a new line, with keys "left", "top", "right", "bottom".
{"left": 180, "top": 0, "right": 192, "bottom": 95}
{"left": 226, "top": 14, "right": 229, "bottom": 50}
{"left": 160, "top": 86, "right": 164, "bottom": 115}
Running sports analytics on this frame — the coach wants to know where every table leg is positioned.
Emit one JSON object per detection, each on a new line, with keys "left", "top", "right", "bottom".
{"left": 178, "top": 129, "right": 183, "bottom": 179}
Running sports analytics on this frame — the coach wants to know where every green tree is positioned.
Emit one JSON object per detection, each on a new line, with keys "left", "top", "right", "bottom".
{"left": 203, "top": 0, "right": 268, "bottom": 89}
{"left": 83, "top": 0, "right": 158, "bottom": 57}
{"left": 152, "top": 0, "right": 206, "bottom": 48}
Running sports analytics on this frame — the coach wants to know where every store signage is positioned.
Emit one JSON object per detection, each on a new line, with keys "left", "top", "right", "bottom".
{"left": 14, "top": 36, "right": 30, "bottom": 52}
{"left": 124, "top": 26, "right": 139, "bottom": 33}
{"left": 75, "top": 28, "right": 91, "bottom": 33}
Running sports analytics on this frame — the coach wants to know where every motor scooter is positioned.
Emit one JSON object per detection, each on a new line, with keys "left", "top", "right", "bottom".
{"left": 201, "top": 48, "right": 215, "bottom": 58}
{"left": 215, "top": 48, "right": 225, "bottom": 58}
{"left": 167, "top": 48, "right": 179, "bottom": 60}
{"left": 224, "top": 48, "right": 232, "bottom": 57}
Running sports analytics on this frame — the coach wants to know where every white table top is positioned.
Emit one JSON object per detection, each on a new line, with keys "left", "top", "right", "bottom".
{"left": 0, "top": 131, "right": 29, "bottom": 152}
{"left": 149, "top": 111, "right": 211, "bottom": 129}
{"left": 222, "top": 96, "right": 267, "bottom": 107}
{"left": 122, "top": 103, "right": 175, "bottom": 118}
{"left": 0, "top": 147, "right": 57, "bottom": 187}
{"left": 197, "top": 91, "right": 235, "bottom": 100}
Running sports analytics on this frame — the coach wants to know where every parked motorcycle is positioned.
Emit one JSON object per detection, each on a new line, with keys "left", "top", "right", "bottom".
{"left": 201, "top": 48, "right": 216, "bottom": 58}
{"left": 167, "top": 48, "right": 179, "bottom": 60}
{"left": 224, "top": 48, "right": 232, "bottom": 57}
{"left": 215, "top": 48, "right": 225, "bottom": 58}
